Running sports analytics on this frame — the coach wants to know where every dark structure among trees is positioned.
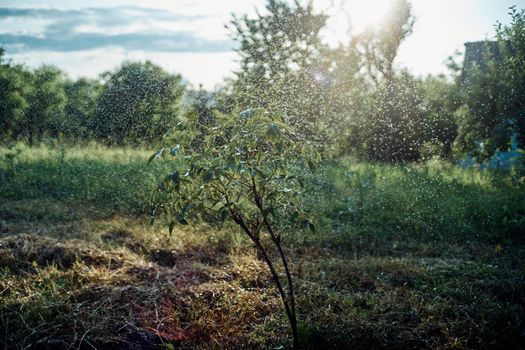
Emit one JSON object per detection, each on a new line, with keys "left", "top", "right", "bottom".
{"left": 455, "top": 31, "right": 523, "bottom": 159}
{"left": 462, "top": 40, "right": 513, "bottom": 82}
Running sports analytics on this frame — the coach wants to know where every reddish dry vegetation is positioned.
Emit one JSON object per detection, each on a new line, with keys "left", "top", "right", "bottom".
{"left": 0, "top": 200, "right": 283, "bottom": 349}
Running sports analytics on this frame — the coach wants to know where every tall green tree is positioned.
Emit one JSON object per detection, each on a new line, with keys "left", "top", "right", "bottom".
{"left": 365, "top": 71, "right": 427, "bottom": 162}
{"left": 18, "top": 65, "right": 67, "bottom": 145}
{"left": 228, "top": 0, "right": 328, "bottom": 142}
{"left": 356, "top": 0, "right": 414, "bottom": 87}
{"left": 63, "top": 78, "right": 102, "bottom": 140}
{"left": 315, "top": 39, "right": 373, "bottom": 155}
{"left": 362, "top": 0, "right": 417, "bottom": 162}
{"left": 0, "top": 48, "right": 29, "bottom": 141}
{"left": 494, "top": 6, "right": 525, "bottom": 150}
{"left": 327, "top": 0, "right": 421, "bottom": 161}
{"left": 419, "top": 75, "right": 460, "bottom": 158}
{"left": 92, "top": 61, "right": 184, "bottom": 145}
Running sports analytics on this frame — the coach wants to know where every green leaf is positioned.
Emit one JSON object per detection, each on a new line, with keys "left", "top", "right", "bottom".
{"left": 203, "top": 170, "right": 215, "bottom": 183}
{"left": 278, "top": 188, "right": 293, "bottom": 193}
{"left": 168, "top": 171, "right": 180, "bottom": 186}
{"left": 148, "top": 149, "right": 161, "bottom": 164}
{"left": 314, "top": 150, "right": 322, "bottom": 162}
{"left": 253, "top": 167, "right": 268, "bottom": 178}
{"left": 177, "top": 215, "right": 189, "bottom": 225}
{"left": 256, "top": 151, "right": 265, "bottom": 164}
{"left": 300, "top": 219, "right": 315, "bottom": 233}
{"left": 162, "top": 176, "right": 170, "bottom": 189}
{"left": 307, "top": 159, "right": 317, "bottom": 173}
{"left": 148, "top": 153, "right": 156, "bottom": 164}
{"left": 181, "top": 202, "right": 194, "bottom": 214}
{"left": 219, "top": 207, "right": 230, "bottom": 222}
{"left": 240, "top": 109, "right": 253, "bottom": 118}
{"left": 148, "top": 148, "right": 168, "bottom": 164}
{"left": 170, "top": 144, "right": 180, "bottom": 156}
{"left": 235, "top": 147, "right": 246, "bottom": 156}
{"left": 225, "top": 159, "right": 237, "bottom": 170}
{"left": 267, "top": 123, "right": 281, "bottom": 141}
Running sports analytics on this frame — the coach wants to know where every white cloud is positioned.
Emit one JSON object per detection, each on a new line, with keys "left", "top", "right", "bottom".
{"left": 6, "top": 47, "right": 239, "bottom": 89}
{"left": 0, "top": 0, "right": 266, "bottom": 17}
{"left": 73, "top": 16, "right": 227, "bottom": 40}
{"left": 0, "top": 17, "right": 51, "bottom": 37}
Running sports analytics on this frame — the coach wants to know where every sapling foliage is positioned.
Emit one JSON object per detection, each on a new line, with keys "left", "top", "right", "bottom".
{"left": 149, "top": 109, "right": 317, "bottom": 349}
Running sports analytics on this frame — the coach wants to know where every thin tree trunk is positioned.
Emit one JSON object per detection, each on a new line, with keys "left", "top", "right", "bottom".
{"left": 263, "top": 217, "right": 298, "bottom": 346}
{"left": 232, "top": 213, "right": 299, "bottom": 349}
{"left": 249, "top": 174, "right": 299, "bottom": 349}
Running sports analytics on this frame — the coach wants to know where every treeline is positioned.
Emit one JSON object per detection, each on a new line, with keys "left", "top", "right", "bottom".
{"left": 1, "top": 0, "right": 524, "bottom": 162}
{"left": 0, "top": 58, "right": 184, "bottom": 145}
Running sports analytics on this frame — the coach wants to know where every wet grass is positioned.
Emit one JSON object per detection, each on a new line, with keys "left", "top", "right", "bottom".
{"left": 1, "top": 144, "right": 524, "bottom": 349}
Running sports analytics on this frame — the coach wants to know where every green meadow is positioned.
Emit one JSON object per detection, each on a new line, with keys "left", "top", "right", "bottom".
{"left": 1, "top": 143, "right": 523, "bottom": 349}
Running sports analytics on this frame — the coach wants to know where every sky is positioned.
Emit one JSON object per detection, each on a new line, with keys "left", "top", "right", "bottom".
{"left": 0, "top": 0, "right": 522, "bottom": 89}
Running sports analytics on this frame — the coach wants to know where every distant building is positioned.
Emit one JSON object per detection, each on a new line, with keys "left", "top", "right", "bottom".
{"left": 461, "top": 40, "right": 513, "bottom": 83}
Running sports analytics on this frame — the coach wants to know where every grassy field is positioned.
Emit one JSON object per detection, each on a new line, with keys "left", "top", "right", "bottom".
{"left": 1, "top": 143, "right": 524, "bottom": 349}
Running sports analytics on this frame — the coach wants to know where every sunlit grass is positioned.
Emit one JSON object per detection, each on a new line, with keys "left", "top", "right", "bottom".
{"left": 0, "top": 141, "right": 153, "bottom": 162}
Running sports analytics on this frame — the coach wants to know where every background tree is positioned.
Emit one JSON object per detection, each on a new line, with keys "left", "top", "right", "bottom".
{"left": 364, "top": 71, "right": 426, "bottom": 162}
{"left": 356, "top": 0, "right": 414, "bottom": 87}
{"left": 317, "top": 40, "right": 373, "bottom": 155}
{"left": 164, "top": 86, "right": 219, "bottom": 152}
{"left": 494, "top": 6, "right": 525, "bottom": 151}
{"left": 322, "top": 0, "right": 420, "bottom": 161}
{"left": 357, "top": 0, "right": 417, "bottom": 162}
{"left": 17, "top": 65, "right": 67, "bottom": 145}
{"left": 418, "top": 75, "right": 460, "bottom": 158}
{"left": 228, "top": 0, "right": 329, "bottom": 143}
{"left": 63, "top": 78, "right": 102, "bottom": 140}
{"left": 0, "top": 48, "right": 29, "bottom": 142}
{"left": 92, "top": 61, "right": 184, "bottom": 145}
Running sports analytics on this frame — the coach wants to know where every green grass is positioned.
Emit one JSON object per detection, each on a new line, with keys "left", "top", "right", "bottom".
{"left": 0, "top": 142, "right": 173, "bottom": 214}
{"left": 1, "top": 143, "right": 524, "bottom": 349}
{"left": 300, "top": 158, "right": 525, "bottom": 253}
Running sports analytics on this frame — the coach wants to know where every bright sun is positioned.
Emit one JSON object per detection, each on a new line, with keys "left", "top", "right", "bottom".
{"left": 347, "top": 0, "right": 393, "bottom": 29}
{"left": 323, "top": 0, "right": 393, "bottom": 45}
